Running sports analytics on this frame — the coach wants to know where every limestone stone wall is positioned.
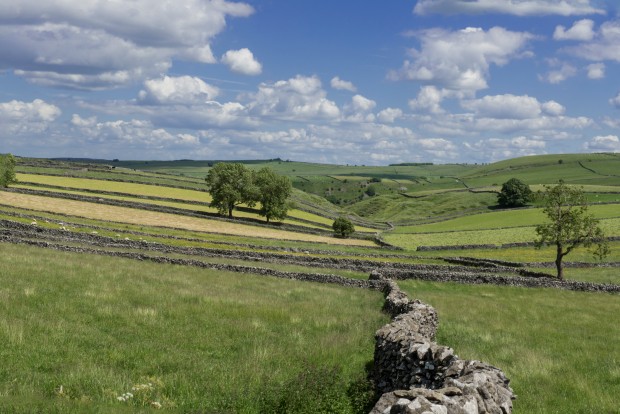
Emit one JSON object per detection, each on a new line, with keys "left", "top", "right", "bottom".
{"left": 369, "top": 272, "right": 515, "bottom": 414}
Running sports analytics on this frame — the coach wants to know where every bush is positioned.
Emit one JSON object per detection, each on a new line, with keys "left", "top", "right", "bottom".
{"left": 258, "top": 363, "right": 375, "bottom": 414}
{"left": 497, "top": 178, "right": 532, "bottom": 208}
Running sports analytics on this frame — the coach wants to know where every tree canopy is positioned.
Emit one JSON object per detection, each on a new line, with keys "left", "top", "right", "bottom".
{"left": 205, "top": 163, "right": 292, "bottom": 221}
{"left": 497, "top": 178, "right": 532, "bottom": 208}
{"left": 0, "top": 154, "right": 17, "bottom": 188}
{"left": 534, "top": 182, "right": 608, "bottom": 279}
{"left": 333, "top": 217, "right": 355, "bottom": 238}
{"left": 205, "top": 163, "right": 257, "bottom": 218}
{"left": 254, "top": 167, "right": 292, "bottom": 223}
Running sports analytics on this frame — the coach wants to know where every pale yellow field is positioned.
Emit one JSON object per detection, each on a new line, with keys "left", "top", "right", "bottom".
{"left": 0, "top": 192, "right": 375, "bottom": 246}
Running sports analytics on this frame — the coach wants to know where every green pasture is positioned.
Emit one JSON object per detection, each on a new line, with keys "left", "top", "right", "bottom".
{"left": 398, "top": 280, "right": 620, "bottom": 414}
{"left": 392, "top": 204, "right": 620, "bottom": 234}
{"left": 351, "top": 191, "right": 497, "bottom": 223}
{"left": 461, "top": 153, "right": 620, "bottom": 188}
{"left": 0, "top": 243, "right": 387, "bottom": 413}
{"left": 384, "top": 217, "right": 620, "bottom": 250}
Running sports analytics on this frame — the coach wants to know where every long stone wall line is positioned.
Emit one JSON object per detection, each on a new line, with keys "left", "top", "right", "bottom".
{"left": 369, "top": 271, "right": 515, "bottom": 414}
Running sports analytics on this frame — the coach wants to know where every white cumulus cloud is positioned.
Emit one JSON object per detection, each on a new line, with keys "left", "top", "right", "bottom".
{"left": 377, "top": 108, "right": 403, "bottom": 123}
{"left": 390, "top": 27, "right": 533, "bottom": 93}
{"left": 584, "top": 135, "right": 620, "bottom": 151}
{"left": 138, "top": 76, "right": 220, "bottom": 105}
{"left": 562, "top": 20, "right": 620, "bottom": 62}
{"left": 609, "top": 92, "right": 620, "bottom": 108}
{"left": 554, "top": 19, "right": 595, "bottom": 41}
{"left": 461, "top": 94, "right": 542, "bottom": 119}
{"left": 247, "top": 75, "right": 340, "bottom": 120}
{"left": 330, "top": 76, "right": 357, "bottom": 92}
{"left": 586, "top": 63, "right": 605, "bottom": 79}
{"left": 0, "top": 0, "right": 254, "bottom": 89}
{"left": 540, "top": 60, "right": 577, "bottom": 84}
{"left": 221, "top": 48, "right": 262, "bottom": 76}
{"left": 414, "top": 0, "right": 605, "bottom": 16}
{"left": 0, "top": 99, "right": 61, "bottom": 134}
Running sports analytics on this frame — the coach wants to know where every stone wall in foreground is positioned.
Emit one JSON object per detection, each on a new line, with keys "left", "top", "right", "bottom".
{"left": 369, "top": 271, "right": 515, "bottom": 414}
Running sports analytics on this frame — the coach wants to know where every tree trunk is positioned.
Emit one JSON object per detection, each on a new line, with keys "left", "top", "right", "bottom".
{"left": 228, "top": 206, "right": 233, "bottom": 218}
{"left": 555, "top": 245, "right": 564, "bottom": 280}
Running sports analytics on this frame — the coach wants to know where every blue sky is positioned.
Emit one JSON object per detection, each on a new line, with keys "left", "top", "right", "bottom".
{"left": 1, "top": 0, "right": 620, "bottom": 165}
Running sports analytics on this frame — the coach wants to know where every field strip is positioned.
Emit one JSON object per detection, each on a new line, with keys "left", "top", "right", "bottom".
{"left": 0, "top": 192, "right": 375, "bottom": 246}
{"left": 13, "top": 185, "right": 329, "bottom": 230}
{"left": 16, "top": 173, "right": 213, "bottom": 202}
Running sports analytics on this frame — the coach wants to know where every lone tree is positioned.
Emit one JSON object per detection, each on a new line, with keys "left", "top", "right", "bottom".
{"left": 254, "top": 167, "right": 292, "bottom": 223}
{"left": 497, "top": 178, "right": 532, "bottom": 208}
{"left": 535, "top": 182, "right": 609, "bottom": 279}
{"left": 205, "top": 163, "right": 257, "bottom": 218}
{"left": 333, "top": 216, "right": 355, "bottom": 238}
{"left": 0, "top": 153, "right": 17, "bottom": 188}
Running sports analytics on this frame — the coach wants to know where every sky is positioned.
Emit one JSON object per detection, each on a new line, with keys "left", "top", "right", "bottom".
{"left": 1, "top": 0, "right": 620, "bottom": 165}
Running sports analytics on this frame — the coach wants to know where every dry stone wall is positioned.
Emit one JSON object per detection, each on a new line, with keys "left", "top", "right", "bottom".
{"left": 369, "top": 271, "right": 515, "bottom": 414}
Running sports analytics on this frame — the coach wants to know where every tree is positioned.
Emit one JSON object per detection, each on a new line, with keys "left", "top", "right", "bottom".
{"left": 535, "top": 182, "right": 609, "bottom": 279}
{"left": 333, "top": 217, "right": 355, "bottom": 238}
{"left": 254, "top": 167, "right": 292, "bottom": 223}
{"left": 205, "top": 163, "right": 257, "bottom": 218}
{"left": 0, "top": 153, "right": 17, "bottom": 188}
{"left": 497, "top": 178, "right": 532, "bottom": 208}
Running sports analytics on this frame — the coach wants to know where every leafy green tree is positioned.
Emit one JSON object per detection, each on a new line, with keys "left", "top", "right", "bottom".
{"left": 254, "top": 167, "right": 292, "bottom": 223}
{"left": 333, "top": 217, "right": 355, "bottom": 238}
{"left": 535, "top": 182, "right": 609, "bottom": 279}
{"left": 497, "top": 178, "right": 532, "bottom": 208}
{"left": 0, "top": 153, "right": 17, "bottom": 188}
{"left": 205, "top": 163, "right": 257, "bottom": 218}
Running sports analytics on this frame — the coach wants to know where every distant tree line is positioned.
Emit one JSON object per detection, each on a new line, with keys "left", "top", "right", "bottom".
{"left": 205, "top": 163, "right": 292, "bottom": 222}
{"left": 388, "top": 162, "right": 434, "bottom": 167}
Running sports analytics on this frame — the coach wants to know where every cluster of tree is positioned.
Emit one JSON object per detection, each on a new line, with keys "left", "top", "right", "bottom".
{"left": 205, "top": 163, "right": 292, "bottom": 222}
{"left": 0, "top": 153, "right": 17, "bottom": 188}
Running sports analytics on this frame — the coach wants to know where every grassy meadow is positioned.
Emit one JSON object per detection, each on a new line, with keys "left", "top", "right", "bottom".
{"left": 0, "top": 243, "right": 387, "bottom": 413}
{"left": 1, "top": 154, "right": 619, "bottom": 413}
{"left": 398, "top": 280, "right": 620, "bottom": 414}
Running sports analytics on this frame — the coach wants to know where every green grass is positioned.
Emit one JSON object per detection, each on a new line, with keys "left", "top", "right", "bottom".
{"left": 384, "top": 218, "right": 620, "bottom": 250}
{"left": 397, "top": 280, "right": 620, "bottom": 414}
{"left": 0, "top": 243, "right": 387, "bottom": 413}
{"left": 351, "top": 191, "right": 497, "bottom": 223}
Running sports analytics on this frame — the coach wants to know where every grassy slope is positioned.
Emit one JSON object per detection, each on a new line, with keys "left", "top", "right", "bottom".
{"left": 398, "top": 280, "right": 620, "bottom": 414}
{"left": 0, "top": 243, "right": 387, "bottom": 413}
{"left": 4, "top": 154, "right": 620, "bottom": 413}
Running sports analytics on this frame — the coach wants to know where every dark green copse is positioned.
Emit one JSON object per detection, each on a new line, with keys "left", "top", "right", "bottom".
{"left": 497, "top": 178, "right": 532, "bottom": 208}
{"left": 0, "top": 153, "right": 17, "bottom": 188}
{"left": 535, "top": 182, "right": 609, "bottom": 279}
{"left": 205, "top": 162, "right": 257, "bottom": 218}
{"left": 333, "top": 217, "right": 355, "bottom": 238}
{"left": 254, "top": 167, "right": 292, "bottom": 223}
